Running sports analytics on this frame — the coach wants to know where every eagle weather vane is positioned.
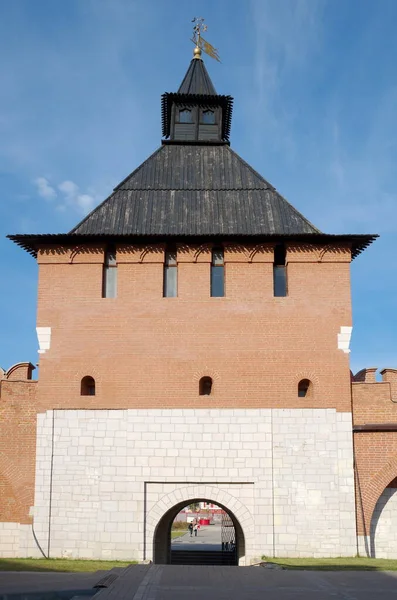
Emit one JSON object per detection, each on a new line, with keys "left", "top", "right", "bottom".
{"left": 191, "top": 17, "right": 221, "bottom": 62}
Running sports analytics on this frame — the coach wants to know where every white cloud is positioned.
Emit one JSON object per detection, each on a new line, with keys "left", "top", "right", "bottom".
{"left": 75, "top": 194, "right": 95, "bottom": 213}
{"left": 57, "top": 180, "right": 95, "bottom": 215}
{"left": 33, "top": 177, "right": 95, "bottom": 215}
{"left": 34, "top": 177, "right": 56, "bottom": 200}
{"left": 58, "top": 180, "right": 79, "bottom": 198}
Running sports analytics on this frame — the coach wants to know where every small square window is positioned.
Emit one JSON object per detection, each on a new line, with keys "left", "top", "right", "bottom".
{"left": 179, "top": 109, "right": 192, "bottom": 123}
{"left": 202, "top": 110, "right": 215, "bottom": 124}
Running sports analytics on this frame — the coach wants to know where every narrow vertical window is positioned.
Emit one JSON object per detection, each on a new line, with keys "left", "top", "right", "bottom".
{"left": 273, "top": 244, "right": 287, "bottom": 297}
{"left": 102, "top": 246, "right": 117, "bottom": 298}
{"left": 211, "top": 248, "right": 224, "bottom": 297}
{"left": 163, "top": 248, "right": 177, "bottom": 297}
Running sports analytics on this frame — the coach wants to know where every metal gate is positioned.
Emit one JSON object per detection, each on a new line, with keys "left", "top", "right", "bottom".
{"left": 221, "top": 512, "right": 237, "bottom": 564}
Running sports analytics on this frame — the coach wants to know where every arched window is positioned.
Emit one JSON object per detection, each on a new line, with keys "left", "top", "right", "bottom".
{"left": 179, "top": 109, "right": 192, "bottom": 123}
{"left": 81, "top": 376, "right": 96, "bottom": 396}
{"left": 199, "top": 376, "right": 213, "bottom": 396}
{"left": 202, "top": 109, "right": 215, "bottom": 124}
{"left": 298, "top": 379, "right": 311, "bottom": 398}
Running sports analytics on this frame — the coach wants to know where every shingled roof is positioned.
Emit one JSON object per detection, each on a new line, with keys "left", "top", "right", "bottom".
{"left": 69, "top": 144, "right": 320, "bottom": 236}
{"left": 177, "top": 57, "right": 217, "bottom": 95}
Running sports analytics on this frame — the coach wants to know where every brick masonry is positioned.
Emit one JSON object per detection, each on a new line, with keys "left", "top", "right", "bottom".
{"left": 34, "top": 244, "right": 353, "bottom": 412}
{"left": 352, "top": 368, "right": 397, "bottom": 555}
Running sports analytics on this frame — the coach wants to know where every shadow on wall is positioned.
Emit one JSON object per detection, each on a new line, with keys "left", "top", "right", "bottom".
{"left": 370, "top": 479, "right": 397, "bottom": 558}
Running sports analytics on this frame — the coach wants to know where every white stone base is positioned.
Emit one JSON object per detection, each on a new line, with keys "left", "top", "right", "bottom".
{"left": 0, "top": 523, "right": 42, "bottom": 558}
{"left": 1, "top": 408, "right": 357, "bottom": 561}
{"left": 357, "top": 535, "right": 370, "bottom": 558}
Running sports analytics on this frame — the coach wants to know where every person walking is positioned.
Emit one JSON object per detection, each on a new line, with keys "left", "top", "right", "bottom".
{"left": 193, "top": 522, "right": 199, "bottom": 537}
{"left": 188, "top": 522, "right": 193, "bottom": 537}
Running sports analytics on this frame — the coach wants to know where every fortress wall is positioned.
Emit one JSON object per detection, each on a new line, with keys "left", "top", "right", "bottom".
{"left": 25, "top": 408, "right": 356, "bottom": 561}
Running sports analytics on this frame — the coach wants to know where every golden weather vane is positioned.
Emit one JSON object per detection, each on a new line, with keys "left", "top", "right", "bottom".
{"left": 191, "top": 17, "right": 221, "bottom": 62}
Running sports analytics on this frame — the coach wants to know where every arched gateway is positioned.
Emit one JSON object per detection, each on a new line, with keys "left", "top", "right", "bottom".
{"left": 146, "top": 486, "right": 254, "bottom": 565}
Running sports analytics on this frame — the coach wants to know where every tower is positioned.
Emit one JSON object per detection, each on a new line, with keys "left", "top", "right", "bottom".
{"left": 4, "top": 37, "right": 377, "bottom": 564}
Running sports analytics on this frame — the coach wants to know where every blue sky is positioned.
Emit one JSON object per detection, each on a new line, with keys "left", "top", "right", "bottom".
{"left": 1, "top": 0, "right": 396, "bottom": 376}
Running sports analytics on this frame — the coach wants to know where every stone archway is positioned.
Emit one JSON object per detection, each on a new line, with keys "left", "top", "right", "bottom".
{"left": 154, "top": 497, "right": 244, "bottom": 565}
{"left": 362, "top": 457, "right": 397, "bottom": 535}
{"left": 145, "top": 485, "right": 254, "bottom": 565}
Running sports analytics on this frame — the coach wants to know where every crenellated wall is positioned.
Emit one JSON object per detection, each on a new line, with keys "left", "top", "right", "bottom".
{"left": 352, "top": 367, "right": 397, "bottom": 556}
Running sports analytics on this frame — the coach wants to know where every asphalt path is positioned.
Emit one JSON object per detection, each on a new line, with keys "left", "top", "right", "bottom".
{"left": 94, "top": 564, "right": 397, "bottom": 600}
{"left": 172, "top": 523, "right": 222, "bottom": 552}
{"left": 3, "top": 563, "right": 397, "bottom": 599}
{"left": 0, "top": 570, "right": 106, "bottom": 596}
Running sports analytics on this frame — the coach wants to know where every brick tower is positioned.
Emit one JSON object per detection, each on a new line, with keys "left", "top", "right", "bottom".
{"left": 3, "top": 42, "right": 379, "bottom": 563}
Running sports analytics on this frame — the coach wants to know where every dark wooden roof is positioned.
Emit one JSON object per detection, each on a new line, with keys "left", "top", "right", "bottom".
{"left": 8, "top": 144, "right": 378, "bottom": 258}
{"left": 68, "top": 144, "right": 320, "bottom": 236}
{"left": 177, "top": 58, "right": 217, "bottom": 95}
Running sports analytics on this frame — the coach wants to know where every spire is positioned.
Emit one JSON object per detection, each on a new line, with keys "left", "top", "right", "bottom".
{"left": 177, "top": 17, "right": 220, "bottom": 95}
{"left": 177, "top": 56, "right": 217, "bottom": 95}
{"left": 161, "top": 18, "right": 233, "bottom": 142}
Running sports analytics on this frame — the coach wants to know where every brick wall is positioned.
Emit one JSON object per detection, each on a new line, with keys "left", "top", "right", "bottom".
{"left": 35, "top": 242, "right": 353, "bottom": 412}
{"left": 0, "top": 365, "right": 37, "bottom": 524}
{"left": 352, "top": 369, "right": 397, "bottom": 551}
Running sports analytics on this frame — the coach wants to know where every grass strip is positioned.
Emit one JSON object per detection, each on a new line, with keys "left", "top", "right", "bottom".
{"left": 0, "top": 558, "right": 137, "bottom": 573}
{"left": 171, "top": 530, "right": 188, "bottom": 539}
